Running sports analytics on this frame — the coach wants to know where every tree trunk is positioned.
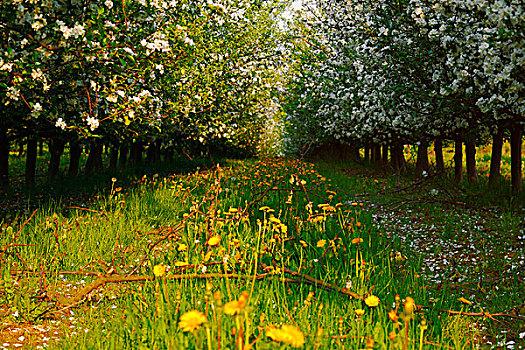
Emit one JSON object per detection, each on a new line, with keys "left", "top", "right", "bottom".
{"left": 38, "top": 139, "right": 44, "bottom": 156}
{"left": 25, "top": 137, "right": 38, "bottom": 185}
{"left": 465, "top": 140, "right": 478, "bottom": 183}
{"left": 399, "top": 144, "right": 407, "bottom": 170}
{"left": 131, "top": 141, "right": 143, "bottom": 165}
{"left": 416, "top": 140, "right": 429, "bottom": 176}
{"left": 382, "top": 144, "right": 388, "bottom": 165}
{"left": 154, "top": 141, "right": 161, "bottom": 163}
{"left": 163, "top": 147, "right": 173, "bottom": 163}
{"left": 146, "top": 142, "right": 156, "bottom": 164}
{"left": 0, "top": 127, "right": 10, "bottom": 189}
{"left": 68, "top": 141, "right": 82, "bottom": 177}
{"left": 434, "top": 139, "right": 444, "bottom": 174}
{"left": 372, "top": 144, "right": 381, "bottom": 165}
{"left": 391, "top": 145, "right": 399, "bottom": 171}
{"left": 48, "top": 139, "right": 65, "bottom": 181}
{"left": 510, "top": 125, "right": 523, "bottom": 194}
{"left": 119, "top": 144, "right": 129, "bottom": 169}
{"left": 351, "top": 146, "right": 359, "bottom": 161}
{"left": 364, "top": 145, "right": 370, "bottom": 162}
{"left": 488, "top": 130, "right": 503, "bottom": 189}
{"left": 392, "top": 144, "right": 406, "bottom": 171}
{"left": 454, "top": 139, "right": 463, "bottom": 183}
{"left": 109, "top": 144, "right": 119, "bottom": 168}
{"left": 18, "top": 140, "right": 24, "bottom": 157}
{"left": 85, "top": 140, "right": 104, "bottom": 174}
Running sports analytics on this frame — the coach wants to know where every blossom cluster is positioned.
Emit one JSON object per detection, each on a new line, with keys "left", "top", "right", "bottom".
{"left": 283, "top": 0, "right": 524, "bottom": 152}
{"left": 1, "top": 0, "right": 285, "bottom": 157}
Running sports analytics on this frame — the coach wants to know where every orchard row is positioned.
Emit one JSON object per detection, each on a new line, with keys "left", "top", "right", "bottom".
{"left": 1, "top": 0, "right": 284, "bottom": 186}
{"left": 283, "top": 0, "right": 524, "bottom": 192}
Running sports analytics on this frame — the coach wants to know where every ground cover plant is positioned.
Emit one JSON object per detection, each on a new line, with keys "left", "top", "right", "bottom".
{"left": 1, "top": 154, "right": 523, "bottom": 349}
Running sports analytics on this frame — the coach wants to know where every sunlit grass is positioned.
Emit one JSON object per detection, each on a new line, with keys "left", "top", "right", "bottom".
{"left": 1, "top": 157, "right": 498, "bottom": 349}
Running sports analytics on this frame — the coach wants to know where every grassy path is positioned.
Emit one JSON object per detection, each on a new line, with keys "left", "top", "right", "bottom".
{"left": 318, "top": 160, "right": 525, "bottom": 348}
{"left": 0, "top": 157, "right": 523, "bottom": 349}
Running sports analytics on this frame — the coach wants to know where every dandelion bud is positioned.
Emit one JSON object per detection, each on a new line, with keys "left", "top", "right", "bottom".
{"left": 388, "top": 331, "right": 397, "bottom": 340}
{"left": 316, "top": 327, "right": 324, "bottom": 337}
{"left": 365, "top": 337, "right": 374, "bottom": 349}
{"left": 420, "top": 318, "right": 428, "bottom": 331}
{"left": 404, "top": 297, "right": 415, "bottom": 315}
{"left": 388, "top": 309, "right": 398, "bottom": 322}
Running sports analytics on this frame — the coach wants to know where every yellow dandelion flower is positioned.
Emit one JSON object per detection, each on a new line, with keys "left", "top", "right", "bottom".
{"left": 388, "top": 309, "right": 398, "bottom": 322}
{"left": 323, "top": 205, "right": 336, "bottom": 212}
{"left": 174, "top": 261, "right": 189, "bottom": 267}
{"left": 299, "top": 240, "right": 308, "bottom": 248}
{"left": 229, "top": 207, "right": 238, "bottom": 213}
{"left": 224, "top": 291, "right": 249, "bottom": 316}
{"left": 404, "top": 297, "right": 415, "bottom": 314}
{"left": 178, "top": 310, "right": 207, "bottom": 332}
{"left": 458, "top": 297, "right": 472, "bottom": 306}
{"left": 178, "top": 243, "right": 188, "bottom": 252}
{"left": 266, "top": 324, "right": 305, "bottom": 348}
{"left": 153, "top": 264, "right": 166, "bottom": 277}
{"left": 269, "top": 216, "right": 281, "bottom": 224}
{"left": 259, "top": 206, "right": 271, "bottom": 211}
{"left": 203, "top": 251, "right": 213, "bottom": 262}
{"left": 364, "top": 295, "right": 380, "bottom": 307}
{"left": 310, "top": 215, "right": 324, "bottom": 223}
{"left": 316, "top": 239, "right": 326, "bottom": 248}
{"left": 355, "top": 308, "right": 365, "bottom": 316}
{"left": 351, "top": 237, "right": 364, "bottom": 244}
{"left": 207, "top": 235, "right": 221, "bottom": 246}
{"left": 388, "top": 331, "right": 397, "bottom": 340}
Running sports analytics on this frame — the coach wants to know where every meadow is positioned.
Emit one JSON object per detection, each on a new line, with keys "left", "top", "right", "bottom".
{"left": 0, "top": 144, "right": 523, "bottom": 349}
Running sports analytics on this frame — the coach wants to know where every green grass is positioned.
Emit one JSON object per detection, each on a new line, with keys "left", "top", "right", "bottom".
{"left": 316, "top": 148, "right": 525, "bottom": 349}
{"left": 0, "top": 151, "right": 523, "bottom": 349}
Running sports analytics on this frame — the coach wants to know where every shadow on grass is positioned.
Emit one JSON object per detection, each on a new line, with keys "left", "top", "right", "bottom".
{"left": 0, "top": 155, "right": 219, "bottom": 222}
{"left": 313, "top": 157, "right": 525, "bottom": 211}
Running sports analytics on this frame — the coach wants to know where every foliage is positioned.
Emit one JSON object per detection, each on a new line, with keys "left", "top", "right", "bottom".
{"left": 283, "top": 0, "right": 524, "bottom": 152}
{"left": 1, "top": 0, "right": 285, "bottom": 155}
